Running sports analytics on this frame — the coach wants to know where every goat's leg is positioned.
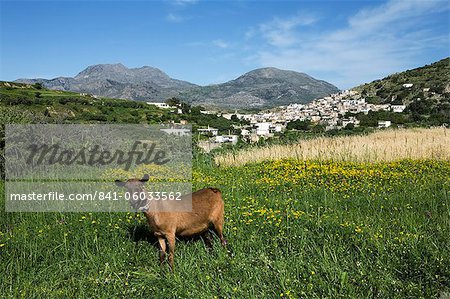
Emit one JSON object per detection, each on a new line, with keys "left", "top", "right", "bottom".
{"left": 213, "top": 218, "right": 227, "bottom": 247}
{"left": 157, "top": 237, "right": 166, "bottom": 264}
{"left": 166, "top": 233, "right": 176, "bottom": 270}
{"left": 212, "top": 218, "right": 233, "bottom": 256}
{"left": 202, "top": 230, "right": 213, "bottom": 250}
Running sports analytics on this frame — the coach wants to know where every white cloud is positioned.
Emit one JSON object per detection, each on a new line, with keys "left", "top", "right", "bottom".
{"left": 254, "top": 13, "right": 318, "bottom": 47}
{"left": 186, "top": 39, "right": 233, "bottom": 49}
{"left": 166, "top": 13, "right": 186, "bottom": 23}
{"left": 245, "top": 28, "right": 256, "bottom": 40}
{"left": 212, "top": 39, "right": 230, "bottom": 49}
{"left": 249, "top": 0, "right": 449, "bottom": 88}
{"left": 348, "top": 0, "right": 444, "bottom": 32}
{"left": 171, "top": 0, "right": 198, "bottom": 6}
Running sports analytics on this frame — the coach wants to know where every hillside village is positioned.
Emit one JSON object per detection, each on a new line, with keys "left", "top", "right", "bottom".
{"left": 170, "top": 87, "right": 410, "bottom": 146}
{"left": 146, "top": 74, "right": 448, "bottom": 150}
{"left": 222, "top": 89, "right": 405, "bottom": 127}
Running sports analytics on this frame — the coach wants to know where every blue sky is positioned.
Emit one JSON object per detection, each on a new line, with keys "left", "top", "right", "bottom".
{"left": 0, "top": 0, "right": 449, "bottom": 89}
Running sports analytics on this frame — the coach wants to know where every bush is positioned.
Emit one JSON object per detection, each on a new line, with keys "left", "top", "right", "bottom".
{"left": 33, "top": 82, "right": 43, "bottom": 89}
{"left": 286, "top": 119, "right": 311, "bottom": 131}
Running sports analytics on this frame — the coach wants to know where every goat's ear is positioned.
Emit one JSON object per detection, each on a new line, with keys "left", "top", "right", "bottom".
{"left": 140, "top": 174, "right": 150, "bottom": 183}
{"left": 115, "top": 180, "right": 126, "bottom": 187}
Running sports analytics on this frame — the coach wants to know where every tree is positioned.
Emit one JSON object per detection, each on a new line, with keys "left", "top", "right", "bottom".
{"left": 180, "top": 102, "right": 191, "bottom": 114}
{"left": 165, "top": 97, "right": 180, "bottom": 107}
{"left": 357, "top": 111, "right": 378, "bottom": 127}
{"left": 33, "top": 82, "right": 43, "bottom": 90}
{"left": 408, "top": 99, "right": 433, "bottom": 115}
{"left": 344, "top": 123, "right": 355, "bottom": 130}
{"left": 190, "top": 106, "right": 204, "bottom": 115}
{"left": 286, "top": 119, "right": 311, "bottom": 131}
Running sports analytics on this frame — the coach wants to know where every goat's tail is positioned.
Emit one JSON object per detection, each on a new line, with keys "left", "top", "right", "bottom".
{"left": 208, "top": 187, "right": 221, "bottom": 194}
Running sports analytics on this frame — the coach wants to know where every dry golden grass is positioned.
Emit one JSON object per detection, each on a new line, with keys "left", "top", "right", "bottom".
{"left": 215, "top": 128, "right": 450, "bottom": 166}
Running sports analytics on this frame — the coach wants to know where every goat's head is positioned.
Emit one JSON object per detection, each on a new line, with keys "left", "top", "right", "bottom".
{"left": 115, "top": 174, "right": 150, "bottom": 211}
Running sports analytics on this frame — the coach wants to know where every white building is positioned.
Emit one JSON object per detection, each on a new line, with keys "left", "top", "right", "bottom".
{"left": 373, "top": 104, "right": 391, "bottom": 111}
{"left": 240, "top": 129, "right": 251, "bottom": 136}
{"left": 197, "top": 126, "right": 219, "bottom": 136}
{"left": 147, "top": 102, "right": 172, "bottom": 109}
{"left": 310, "top": 115, "right": 321, "bottom": 122}
{"left": 255, "top": 122, "right": 272, "bottom": 136}
{"left": 378, "top": 120, "right": 392, "bottom": 128}
{"left": 214, "top": 135, "right": 238, "bottom": 144}
{"left": 200, "top": 110, "right": 217, "bottom": 115}
{"left": 391, "top": 105, "right": 406, "bottom": 113}
{"left": 273, "top": 124, "right": 283, "bottom": 133}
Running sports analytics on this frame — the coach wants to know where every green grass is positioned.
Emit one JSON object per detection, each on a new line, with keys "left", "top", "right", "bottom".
{"left": 1, "top": 159, "right": 449, "bottom": 298}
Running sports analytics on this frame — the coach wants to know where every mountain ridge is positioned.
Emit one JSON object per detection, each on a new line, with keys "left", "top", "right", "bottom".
{"left": 179, "top": 67, "right": 339, "bottom": 108}
{"left": 15, "top": 64, "right": 339, "bottom": 109}
{"left": 16, "top": 63, "right": 196, "bottom": 102}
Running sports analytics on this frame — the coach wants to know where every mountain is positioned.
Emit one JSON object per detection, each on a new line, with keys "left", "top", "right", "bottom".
{"left": 179, "top": 67, "right": 339, "bottom": 108}
{"left": 16, "top": 63, "right": 196, "bottom": 102}
{"left": 16, "top": 64, "right": 339, "bottom": 109}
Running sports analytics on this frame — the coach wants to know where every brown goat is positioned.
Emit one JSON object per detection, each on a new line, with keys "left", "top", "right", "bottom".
{"left": 115, "top": 174, "right": 227, "bottom": 269}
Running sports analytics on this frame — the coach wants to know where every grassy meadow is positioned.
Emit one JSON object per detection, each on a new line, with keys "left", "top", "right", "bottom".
{"left": 1, "top": 129, "right": 450, "bottom": 298}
